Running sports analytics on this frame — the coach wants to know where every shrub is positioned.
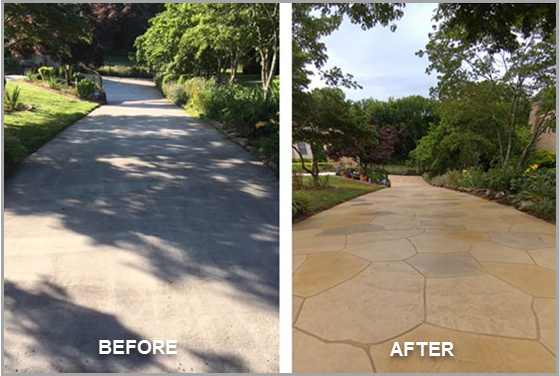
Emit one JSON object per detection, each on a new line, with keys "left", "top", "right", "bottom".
{"left": 293, "top": 191, "right": 311, "bottom": 217}
{"left": 38, "top": 66, "right": 55, "bottom": 81}
{"left": 510, "top": 167, "right": 556, "bottom": 220}
{"left": 76, "top": 78, "right": 96, "bottom": 99}
{"left": 484, "top": 164, "right": 521, "bottom": 192}
{"left": 4, "top": 85, "right": 22, "bottom": 111}
{"left": 200, "top": 84, "right": 278, "bottom": 137}
{"left": 24, "top": 68, "right": 37, "bottom": 82}
{"left": 183, "top": 77, "right": 216, "bottom": 111}
{"left": 161, "top": 73, "right": 177, "bottom": 86}
{"left": 162, "top": 81, "right": 187, "bottom": 106}
{"left": 45, "top": 76, "right": 59, "bottom": 89}
{"left": 3, "top": 131, "right": 27, "bottom": 172}
{"left": 533, "top": 149, "right": 556, "bottom": 168}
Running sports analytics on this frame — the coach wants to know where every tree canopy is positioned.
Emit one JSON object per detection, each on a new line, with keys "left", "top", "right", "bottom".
{"left": 134, "top": 3, "right": 279, "bottom": 94}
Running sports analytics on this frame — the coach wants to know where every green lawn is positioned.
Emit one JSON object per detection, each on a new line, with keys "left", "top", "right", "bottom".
{"left": 293, "top": 176, "right": 383, "bottom": 220}
{"left": 97, "top": 55, "right": 150, "bottom": 78}
{"left": 4, "top": 82, "right": 98, "bottom": 173}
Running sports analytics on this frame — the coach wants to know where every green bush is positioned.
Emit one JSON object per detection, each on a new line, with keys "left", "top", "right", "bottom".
{"left": 76, "top": 78, "right": 96, "bottom": 99}
{"left": 4, "top": 85, "right": 22, "bottom": 111}
{"left": 533, "top": 149, "right": 556, "bottom": 168}
{"left": 483, "top": 165, "right": 521, "bottom": 192}
{"left": 293, "top": 191, "right": 311, "bottom": 217}
{"left": 183, "top": 77, "right": 216, "bottom": 111}
{"left": 38, "top": 66, "right": 55, "bottom": 81}
{"left": 24, "top": 69, "right": 37, "bottom": 82}
{"left": 3, "top": 131, "right": 27, "bottom": 172}
{"left": 162, "top": 81, "right": 187, "bottom": 106}
{"left": 510, "top": 167, "right": 556, "bottom": 220}
{"left": 200, "top": 84, "right": 279, "bottom": 138}
{"left": 161, "top": 73, "right": 177, "bottom": 86}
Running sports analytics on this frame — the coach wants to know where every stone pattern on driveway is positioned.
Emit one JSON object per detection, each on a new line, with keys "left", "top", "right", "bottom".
{"left": 293, "top": 175, "right": 555, "bottom": 373}
{"left": 4, "top": 78, "right": 279, "bottom": 373}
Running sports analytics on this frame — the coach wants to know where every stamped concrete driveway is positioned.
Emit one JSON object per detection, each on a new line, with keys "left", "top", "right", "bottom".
{"left": 4, "top": 77, "right": 278, "bottom": 373}
{"left": 293, "top": 175, "right": 555, "bottom": 373}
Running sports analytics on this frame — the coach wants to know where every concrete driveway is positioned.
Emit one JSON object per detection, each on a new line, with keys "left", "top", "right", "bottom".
{"left": 293, "top": 175, "right": 555, "bottom": 373}
{"left": 4, "top": 77, "right": 279, "bottom": 372}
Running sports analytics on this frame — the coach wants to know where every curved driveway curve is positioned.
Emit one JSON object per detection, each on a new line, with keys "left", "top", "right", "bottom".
{"left": 293, "top": 175, "right": 555, "bottom": 373}
{"left": 4, "top": 77, "right": 278, "bottom": 373}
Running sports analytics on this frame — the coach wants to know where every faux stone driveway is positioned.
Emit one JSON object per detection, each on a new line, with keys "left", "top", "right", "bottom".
{"left": 4, "top": 77, "right": 278, "bottom": 373}
{"left": 293, "top": 175, "right": 555, "bottom": 373}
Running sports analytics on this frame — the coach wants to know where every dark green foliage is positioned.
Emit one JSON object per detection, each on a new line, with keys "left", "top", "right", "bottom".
{"left": 292, "top": 191, "right": 311, "bottom": 217}
{"left": 75, "top": 78, "right": 96, "bottom": 99}
{"left": 4, "top": 85, "right": 22, "bottom": 111}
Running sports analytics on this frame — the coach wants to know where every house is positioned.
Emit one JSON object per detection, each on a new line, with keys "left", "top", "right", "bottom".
{"left": 529, "top": 101, "right": 556, "bottom": 152}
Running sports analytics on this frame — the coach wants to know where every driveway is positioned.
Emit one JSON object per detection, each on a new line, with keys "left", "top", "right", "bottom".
{"left": 4, "top": 77, "right": 279, "bottom": 373}
{"left": 293, "top": 175, "right": 555, "bottom": 373}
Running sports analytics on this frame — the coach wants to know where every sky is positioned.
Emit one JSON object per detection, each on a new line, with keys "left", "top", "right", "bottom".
{"left": 309, "top": 3, "right": 439, "bottom": 101}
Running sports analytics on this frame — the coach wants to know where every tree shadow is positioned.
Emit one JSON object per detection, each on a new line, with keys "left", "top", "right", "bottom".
{"left": 4, "top": 78, "right": 279, "bottom": 372}
{"left": 4, "top": 280, "right": 165, "bottom": 372}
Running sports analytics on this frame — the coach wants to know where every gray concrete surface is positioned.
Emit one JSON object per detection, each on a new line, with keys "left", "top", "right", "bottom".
{"left": 4, "top": 77, "right": 279, "bottom": 373}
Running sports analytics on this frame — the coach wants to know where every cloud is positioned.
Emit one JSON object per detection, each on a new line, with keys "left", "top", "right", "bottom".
{"left": 309, "top": 3, "right": 439, "bottom": 101}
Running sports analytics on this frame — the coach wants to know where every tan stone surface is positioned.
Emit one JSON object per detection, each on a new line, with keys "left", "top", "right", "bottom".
{"left": 293, "top": 330, "right": 373, "bottom": 373}
{"left": 482, "top": 263, "right": 556, "bottom": 298}
{"left": 426, "top": 229, "right": 490, "bottom": 243}
{"left": 489, "top": 232, "right": 555, "bottom": 250}
{"left": 408, "top": 233, "right": 471, "bottom": 253}
{"left": 297, "top": 262, "right": 423, "bottom": 343}
{"left": 292, "top": 252, "right": 369, "bottom": 297}
{"left": 426, "top": 274, "right": 537, "bottom": 338}
{"left": 293, "top": 175, "right": 556, "bottom": 372}
{"left": 534, "top": 298, "right": 556, "bottom": 355}
{"left": 407, "top": 253, "right": 486, "bottom": 278}
{"left": 344, "top": 238, "right": 416, "bottom": 261}
{"left": 292, "top": 255, "right": 307, "bottom": 274}
{"left": 529, "top": 247, "right": 556, "bottom": 271}
{"left": 348, "top": 229, "right": 423, "bottom": 245}
{"left": 470, "top": 243, "right": 534, "bottom": 265}
{"left": 293, "top": 234, "right": 346, "bottom": 255}
{"left": 293, "top": 296, "right": 304, "bottom": 324}
{"left": 371, "top": 324, "right": 556, "bottom": 373}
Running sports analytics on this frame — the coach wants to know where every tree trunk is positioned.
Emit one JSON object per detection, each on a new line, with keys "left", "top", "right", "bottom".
{"left": 229, "top": 49, "right": 239, "bottom": 84}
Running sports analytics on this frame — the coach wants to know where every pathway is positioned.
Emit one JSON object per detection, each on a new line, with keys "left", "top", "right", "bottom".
{"left": 293, "top": 175, "right": 555, "bottom": 373}
{"left": 4, "top": 77, "right": 279, "bottom": 373}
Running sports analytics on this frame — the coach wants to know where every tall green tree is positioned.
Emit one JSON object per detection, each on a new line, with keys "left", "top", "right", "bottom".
{"left": 418, "top": 4, "right": 556, "bottom": 168}
{"left": 134, "top": 3, "right": 278, "bottom": 94}
{"left": 4, "top": 3, "right": 91, "bottom": 56}
{"left": 292, "top": 3, "right": 405, "bottom": 181}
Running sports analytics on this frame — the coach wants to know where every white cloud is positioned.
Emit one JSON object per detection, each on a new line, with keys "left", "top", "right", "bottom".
{"left": 309, "top": 3, "right": 439, "bottom": 101}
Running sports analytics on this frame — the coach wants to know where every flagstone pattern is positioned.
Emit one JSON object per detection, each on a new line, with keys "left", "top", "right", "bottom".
{"left": 293, "top": 175, "right": 556, "bottom": 373}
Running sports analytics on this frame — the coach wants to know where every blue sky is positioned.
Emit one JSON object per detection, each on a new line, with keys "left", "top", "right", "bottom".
{"left": 309, "top": 3, "right": 439, "bottom": 101}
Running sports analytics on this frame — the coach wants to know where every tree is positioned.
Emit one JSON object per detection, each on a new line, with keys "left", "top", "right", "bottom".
{"left": 418, "top": 4, "right": 556, "bottom": 168}
{"left": 327, "top": 114, "right": 401, "bottom": 177}
{"left": 4, "top": 4, "right": 91, "bottom": 56}
{"left": 354, "top": 95, "right": 438, "bottom": 161}
{"left": 292, "top": 87, "right": 358, "bottom": 186}
{"left": 292, "top": 4, "right": 405, "bottom": 183}
{"left": 134, "top": 3, "right": 278, "bottom": 93}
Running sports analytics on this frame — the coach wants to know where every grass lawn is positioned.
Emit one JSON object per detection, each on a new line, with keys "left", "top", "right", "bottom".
{"left": 294, "top": 176, "right": 383, "bottom": 220}
{"left": 4, "top": 82, "right": 98, "bottom": 173}
{"left": 235, "top": 74, "right": 279, "bottom": 89}
{"left": 97, "top": 55, "right": 150, "bottom": 78}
